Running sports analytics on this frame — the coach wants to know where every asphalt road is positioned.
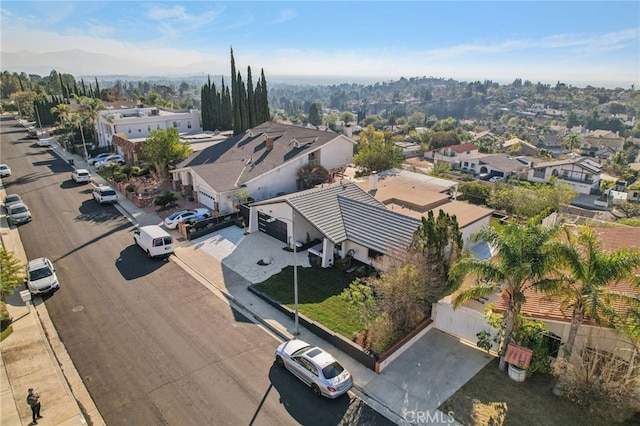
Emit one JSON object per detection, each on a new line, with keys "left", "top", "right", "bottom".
{"left": 1, "top": 115, "right": 394, "bottom": 426}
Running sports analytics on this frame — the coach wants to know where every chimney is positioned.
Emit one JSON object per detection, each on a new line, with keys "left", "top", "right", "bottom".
{"left": 343, "top": 123, "right": 353, "bottom": 139}
{"left": 369, "top": 171, "right": 378, "bottom": 191}
{"left": 266, "top": 137, "right": 274, "bottom": 150}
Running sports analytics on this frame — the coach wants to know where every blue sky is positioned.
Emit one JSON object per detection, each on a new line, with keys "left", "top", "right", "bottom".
{"left": 1, "top": 1, "right": 638, "bottom": 88}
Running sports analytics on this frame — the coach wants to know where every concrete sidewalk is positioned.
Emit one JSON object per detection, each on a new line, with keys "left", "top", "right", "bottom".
{"left": 2, "top": 133, "right": 491, "bottom": 425}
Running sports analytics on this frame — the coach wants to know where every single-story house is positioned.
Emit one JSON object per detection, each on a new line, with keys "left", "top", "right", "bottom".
{"left": 170, "top": 122, "right": 356, "bottom": 215}
{"left": 248, "top": 182, "right": 422, "bottom": 270}
{"left": 464, "top": 153, "right": 530, "bottom": 179}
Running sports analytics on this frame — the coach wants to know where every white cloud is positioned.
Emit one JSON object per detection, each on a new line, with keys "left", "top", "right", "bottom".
{"left": 144, "top": 4, "right": 224, "bottom": 36}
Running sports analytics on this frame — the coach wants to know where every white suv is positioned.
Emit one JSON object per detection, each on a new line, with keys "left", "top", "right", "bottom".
{"left": 92, "top": 185, "right": 118, "bottom": 204}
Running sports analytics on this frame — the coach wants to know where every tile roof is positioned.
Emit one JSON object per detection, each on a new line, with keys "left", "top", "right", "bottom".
{"left": 495, "top": 226, "right": 640, "bottom": 324}
{"left": 253, "top": 181, "right": 422, "bottom": 254}
{"left": 287, "top": 182, "right": 383, "bottom": 244}
{"left": 175, "top": 122, "right": 347, "bottom": 192}
{"left": 449, "top": 143, "right": 478, "bottom": 153}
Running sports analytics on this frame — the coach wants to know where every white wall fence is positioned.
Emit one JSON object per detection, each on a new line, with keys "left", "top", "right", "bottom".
{"left": 432, "top": 302, "right": 500, "bottom": 353}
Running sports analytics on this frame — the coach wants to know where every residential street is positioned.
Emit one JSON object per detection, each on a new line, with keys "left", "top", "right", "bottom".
{"left": 0, "top": 115, "right": 393, "bottom": 425}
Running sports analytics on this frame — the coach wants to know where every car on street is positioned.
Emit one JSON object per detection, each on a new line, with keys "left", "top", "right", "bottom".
{"left": 37, "top": 137, "right": 53, "bottom": 147}
{"left": 163, "top": 208, "right": 212, "bottom": 229}
{"left": 3, "top": 194, "right": 23, "bottom": 211}
{"left": 71, "top": 168, "right": 92, "bottom": 184}
{"left": 7, "top": 202, "right": 32, "bottom": 225}
{"left": 26, "top": 257, "right": 59, "bottom": 295}
{"left": 0, "top": 164, "right": 11, "bottom": 177}
{"left": 274, "top": 340, "right": 353, "bottom": 398}
{"left": 95, "top": 154, "right": 125, "bottom": 168}
{"left": 88, "top": 153, "right": 112, "bottom": 166}
{"left": 489, "top": 176, "right": 504, "bottom": 183}
{"left": 92, "top": 185, "right": 118, "bottom": 204}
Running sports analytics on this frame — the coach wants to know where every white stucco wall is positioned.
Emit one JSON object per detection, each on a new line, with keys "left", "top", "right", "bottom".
{"left": 95, "top": 108, "right": 200, "bottom": 148}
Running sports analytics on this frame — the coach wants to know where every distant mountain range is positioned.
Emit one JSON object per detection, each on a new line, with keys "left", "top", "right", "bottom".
{"left": 1, "top": 49, "right": 383, "bottom": 86}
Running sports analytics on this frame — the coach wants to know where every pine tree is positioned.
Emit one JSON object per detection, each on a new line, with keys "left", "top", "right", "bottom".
{"left": 259, "top": 69, "right": 269, "bottom": 122}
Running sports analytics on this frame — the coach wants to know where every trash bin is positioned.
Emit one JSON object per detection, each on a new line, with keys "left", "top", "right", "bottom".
{"left": 68, "top": 158, "right": 74, "bottom": 166}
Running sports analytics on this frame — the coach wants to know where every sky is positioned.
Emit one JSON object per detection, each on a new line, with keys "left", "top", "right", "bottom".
{"left": 1, "top": 1, "right": 639, "bottom": 89}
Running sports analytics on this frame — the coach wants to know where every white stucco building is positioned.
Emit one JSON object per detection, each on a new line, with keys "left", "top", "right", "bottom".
{"left": 94, "top": 106, "right": 200, "bottom": 149}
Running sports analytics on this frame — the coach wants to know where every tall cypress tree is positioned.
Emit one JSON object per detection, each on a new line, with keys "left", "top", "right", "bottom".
{"left": 94, "top": 77, "right": 100, "bottom": 99}
{"left": 231, "top": 47, "right": 242, "bottom": 135}
{"left": 259, "top": 69, "right": 270, "bottom": 122}
{"left": 246, "top": 66, "right": 255, "bottom": 127}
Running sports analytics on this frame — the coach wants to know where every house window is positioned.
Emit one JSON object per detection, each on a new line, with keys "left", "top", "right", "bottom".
{"left": 138, "top": 128, "right": 142, "bottom": 133}
{"left": 633, "top": 191, "right": 639, "bottom": 198}
{"left": 463, "top": 161, "right": 469, "bottom": 167}
{"left": 148, "top": 125, "right": 151, "bottom": 131}
{"left": 127, "top": 127, "right": 132, "bottom": 134}
{"left": 541, "top": 333, "right": 562, "bottom": 358}
{"left": 173, "top": 121, "right": 178, "bottom": 128}
{"left": 157, "top": 124, "right": 161, "bottom": 129}
{"left": 187, "top": 121, "right": 192, "bottom": 129}
{"left": 368, "top": 248, "right": 383, "bottom": 259}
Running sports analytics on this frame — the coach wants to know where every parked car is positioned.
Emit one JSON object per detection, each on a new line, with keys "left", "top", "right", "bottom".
{"left": 71, "top": 169, "right": 92, "bottom": 184}
{"left": 95, "top": 154, "right": 125, "bottom": 168}
{"left": 275, "top": 340, "right": 353, "bottom": 398}
{"left": 7, "top": 202, "right": 32, "bottom": 225}
{"left": 3, "top": 194, "right": 23, "bottom": 211}
{"left": 26, "top": 257, "right": 59, "bottom": 295}
{"left": 163, "top": 208, "right": 212, "bottom": 229}
{"left": 489, "top": 176, "right": 504, "bottom": 183}
{"left": 37, "top": 137, "right": 53, "bottom": 147}
{"left": 88, "top": 153, "right": 112, "bottom": 166}
{"left": 92, "top": 185, "right": 118, "bottom": 204}
{"left": 0, "top": 164, "right": 11, "bottom": 177}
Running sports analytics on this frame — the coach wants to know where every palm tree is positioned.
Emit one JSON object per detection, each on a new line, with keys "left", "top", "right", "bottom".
{"left": 537, "top": 227, "right": 640, "bottom": 358}
{"left": 76, "top": 96, "right": 106, "bottom": 151}
{"left": 451, "top": 221, "right": 561, "bottom": 370}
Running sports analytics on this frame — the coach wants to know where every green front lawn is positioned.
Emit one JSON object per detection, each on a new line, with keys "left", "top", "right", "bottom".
{"left": 253, "top": 266, "right": 365, "bottom": 339}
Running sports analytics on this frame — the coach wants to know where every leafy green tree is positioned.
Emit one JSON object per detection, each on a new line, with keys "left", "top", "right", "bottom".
{"left": 458, "top": 181, "right": 492, "bottom": 205}
{"left": 0, "top": 249, "right": 24, "bottom": 304}
{"left": 488, "top": 182, "right": 575, "bottom": 218}
{"left": 340, "top": 111, "right": 355, "bottom": 123}
{"left": 353, "top": 125, "right": 403, "bottom": 174}
{"left": 142, "top": 128, "right": 192, "bottom": 181}
{"left": 537, "top": 227, "right": 640, "bottom": 357}
{"left": 451, "top": 221, "right": 561, "bottom": 370}
{"left": 297, "top": 163, "right": 329, "bottom": 189}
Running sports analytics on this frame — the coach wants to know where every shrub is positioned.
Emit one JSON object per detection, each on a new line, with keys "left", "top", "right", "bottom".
{"left": 125, "top": 184, "right": 135, "bottom": 193}
{"left": 112, "top": 171, "right": 127, "bottom": 183}
{"left": 154, "top": 192, "right": 179, "bottom": 209}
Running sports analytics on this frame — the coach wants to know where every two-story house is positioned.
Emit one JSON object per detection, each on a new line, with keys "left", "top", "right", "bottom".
{"left": 527, "top": 156, "right": 603, "bottom": 195}
{"left": 580, "top": 129, "right": 624, "bottom": 158}
{"left": 95, "top": 106, "right": 201, "bottom": 152}
{"left": 170, "top": 122, "right": 356, "bottom": 215}
{"left": 425, "top": 143, "right": 479, "bottom": 168}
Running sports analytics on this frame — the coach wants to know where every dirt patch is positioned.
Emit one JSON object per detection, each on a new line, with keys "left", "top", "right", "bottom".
{"left": 439, "top": 358, "right": 636, "bottom": 425}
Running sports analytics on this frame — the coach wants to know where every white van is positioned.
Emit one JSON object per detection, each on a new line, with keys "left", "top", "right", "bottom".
{"left": 133, "top": 225, "right": 174, "bottom": 258}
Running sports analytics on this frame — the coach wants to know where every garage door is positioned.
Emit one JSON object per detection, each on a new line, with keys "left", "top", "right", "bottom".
{"left": 257, "top": 212, "right": 287, "bottom": 243}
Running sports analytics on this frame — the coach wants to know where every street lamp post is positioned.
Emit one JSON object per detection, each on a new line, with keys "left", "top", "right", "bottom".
{"left": 267, "top": 212, "right": 299, "bottom": 336}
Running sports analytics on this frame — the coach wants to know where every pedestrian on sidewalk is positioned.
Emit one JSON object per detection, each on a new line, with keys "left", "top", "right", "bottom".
{"left": 26, "top": 388, "right": 43, "bottom": 424}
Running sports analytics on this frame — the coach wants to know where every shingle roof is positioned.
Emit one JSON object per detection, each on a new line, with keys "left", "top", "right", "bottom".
{"left": 175, "top": 122, "right": 347, "bottom": 191}
{"left": 478, "top": 153, "right": 528, "bottom": 173}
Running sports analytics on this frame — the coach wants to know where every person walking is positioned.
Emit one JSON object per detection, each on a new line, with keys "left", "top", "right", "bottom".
{"left": 26, "top": 388, "right": 42, "bottom": 424}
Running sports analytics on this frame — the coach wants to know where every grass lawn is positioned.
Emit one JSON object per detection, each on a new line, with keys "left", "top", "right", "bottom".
{"left": 253, "top": 265, "right": 365, "bottom": 339}
{"left": 439, "top": 358, "right": 639, "bottom": 425}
